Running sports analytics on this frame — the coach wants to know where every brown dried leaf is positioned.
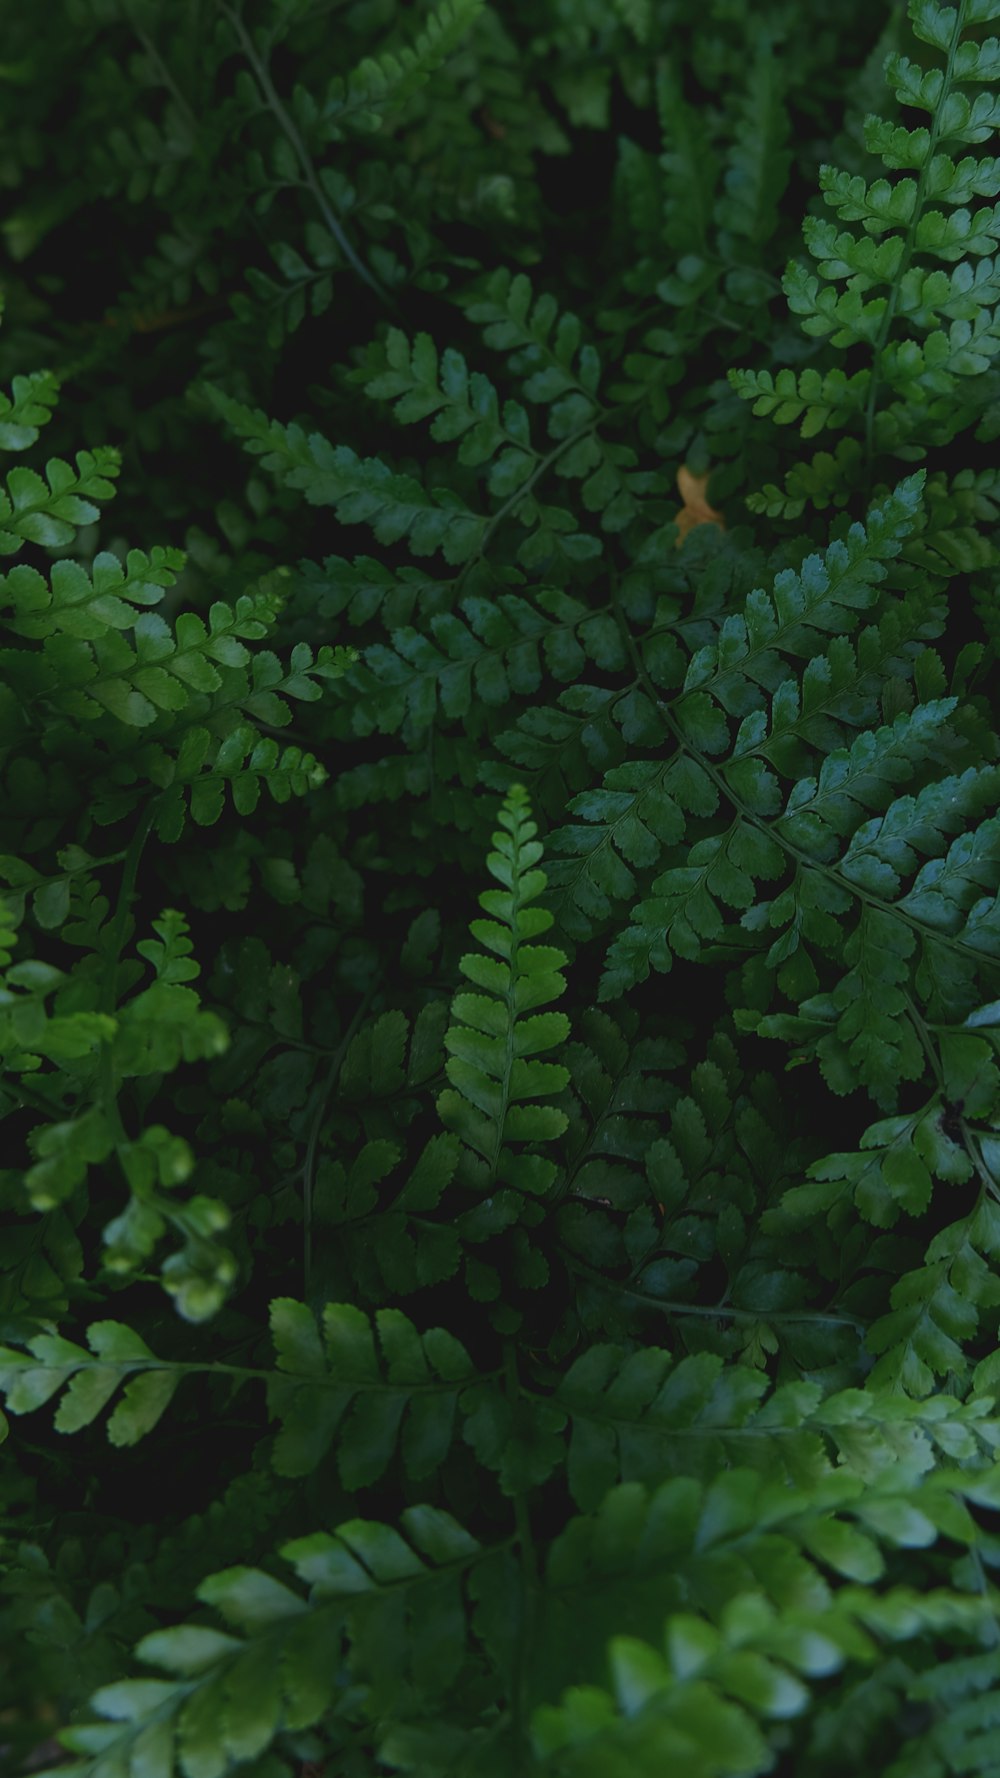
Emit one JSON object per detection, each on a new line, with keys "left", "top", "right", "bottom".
{"left": 674, "top": 465, "right": 726, "bottom": 545}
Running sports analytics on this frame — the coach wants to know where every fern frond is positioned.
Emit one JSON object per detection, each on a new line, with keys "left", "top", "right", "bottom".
{"left": 0, "top": 545, "right": 352, "bottom": 837}
{"left": 31, "top": 1452, "right": 1000, "bottom": 1778}
{"left": 149, "top": 725, "right": 333, "bottom": 841}
{"left": 437, "top": 783, "right": 571, "bottom": 1211}
{"left": 0, "top": 545, "right": 185, "bottom": 638}
{"left": 295, "top": 552, "right": 442, "bottom": 635}
{"left": 9, "top": 6, "right": 1000, "bottom": 1771}
{"left": 0, "top": 368, "right": 60, "bottom": 452}
{"left": 891, "top": 1641, "right": 1000, "bottom": 1778}
{"left": 343, "top": 585, "right": 626, "bottom": 744}
{"left": 533, "top": 1582, "right": 987, "bottom": 1776}
{"left": 31, "top": 1507, "right": 492, "bottom": 1778}
{"left": 348, "top": 324, "right": 538, "bottom": 497}
{"left": 551, "top": 473, "right": 929, "bottom": 945}
{"left": 320, "top": 0, "right": 486, "bottom": 138}
{"left": 716, "top": 44, "right": 793, "bottom": 246}
{"left": 0, "top": 447, "right": 119, "bottom": 555}
{"left": 727, "top": 366, "right": 870, "bottom": 440}
{"left": 200, "top": 384, "right": 486, "bottom": 564}
{"left": 556, "top": 1337, "right": 1000, "bottom": 1502}
{"left": 0, "top": 1296, "right": 484, "bottom": 1486}
{"left": 744, "top": 439, "right": 866, "bottom": 519}
{"left": 586, "top": 473, "right": 1000, "bottom": 1106}
{"left": 656, "top": 63, "right": 720, "bottom": 259}
{"left": 457, "top": 267, "right": 600, "bottom": 407}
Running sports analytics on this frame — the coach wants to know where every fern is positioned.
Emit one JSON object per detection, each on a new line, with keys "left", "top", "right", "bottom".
{"left": 0, "top": 447, "right": 119, "bottom": 554}
{"left": 7, "top": 2, "right": 1000, "bottom": 1774}
{"left": 197, "top": 384, "right": 488, "bottom": 565}
{"left": 438, "top": 785, "right": 570, "bottom": 1172}
{"left": 22, "top": 1459, "right": 1000, "bottom": 1778}
{"left": 317, "top": 0, "right": 487, "bottom": 139}
{"left": 578, "top": 472, "right": 1000, "bottom": 1112}
{"left": 730, "top": 0, "right": 1000, "bottom": 512}
{"left": 0, "top": 367, "right": 61, "bottom": 452}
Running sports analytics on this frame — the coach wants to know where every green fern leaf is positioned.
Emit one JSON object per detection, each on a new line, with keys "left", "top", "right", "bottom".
{"left": 320, "top": 0, "right": 485, "bottom": 137}
{"left": 199, "top": 385, "right": 486, "bottom": 564}
{"left": 437, "top": 783, "right": 571, "bottom": 1203}
{"left": 0, "top": 447, "right": 119, "bottom": 555}
{"left": 0, "top": 368, "right": 60, "bottom": 452}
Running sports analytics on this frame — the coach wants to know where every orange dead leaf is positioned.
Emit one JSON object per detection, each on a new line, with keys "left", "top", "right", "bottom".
{"left": 673, "top": 465, "right": 725, "bottom": 546}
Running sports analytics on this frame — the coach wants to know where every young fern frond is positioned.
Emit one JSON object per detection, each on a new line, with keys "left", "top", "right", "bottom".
{"left": 437, "top": 782, "right": 571, "bottom": 1202}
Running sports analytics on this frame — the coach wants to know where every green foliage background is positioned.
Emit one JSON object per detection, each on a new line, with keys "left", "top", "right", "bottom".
{"left": 2, "top": 0, "right": 1000, "bottom": 1772}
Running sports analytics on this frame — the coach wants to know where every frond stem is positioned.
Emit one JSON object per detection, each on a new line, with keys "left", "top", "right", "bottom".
{"left": 862, "top": 0, "right": 970, "bottom": 485}
{"left": 504, "top": 1338, "right": 538, "bottom": 1752}
{"left": 301, "top": 973, "right": 381, "bottom": 1294}
{"left": 219, "top": 0, "right": 400, "bottom": 314}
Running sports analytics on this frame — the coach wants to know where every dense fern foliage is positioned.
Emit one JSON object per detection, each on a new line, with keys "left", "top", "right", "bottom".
{"left": 3, "top": 0, "right": 1000, "bottom": 1772}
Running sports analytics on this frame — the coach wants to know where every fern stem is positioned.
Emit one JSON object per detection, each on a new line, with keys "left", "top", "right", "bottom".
{"left": 131, "top": 20, "right": 200, "bottom": 139}
{"left": 562, "top": 1251, "right": 868, "bottom": 1329}
{"left": 862, "top": 0, "right": 970, "bottom": 486}
{"left": 98, "top": 799, "right": 160, "bottom": 1141}
{"left": 465, "top": 389, "right": 649, "bottom": 577}
{"left": 219, "top": 0, "right": 399, "bottom": 314}
{"left": 902, "top": 992, "right": 946, "bottom": 1094}
{"left": 100, "top": 803, "right": 159, "bottom": 1017}
{"left": 962, "top": 1121, "right": 1000, "bottom": 1202}
{"left": 12, "top": 1078, "right": 67, "bottom": 1118}
{"left": 474, "top": 416, "right": 600, "bottom": 565}
{"left": 504, "top": 1338, "right": 538, "bottom": 1752}
{"left": 25, "top": 1352, "right": 501, "bottom": 1391}
{"left": 301, "top": 973, "right": 381, "bottom": 1296}
{"left": 968, "top": 1543, "right": 1000, "bottom": 1646}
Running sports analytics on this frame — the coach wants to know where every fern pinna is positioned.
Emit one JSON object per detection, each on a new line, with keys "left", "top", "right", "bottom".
{"left": 3, "top": 0, "right": 1000, "bottom": 1775}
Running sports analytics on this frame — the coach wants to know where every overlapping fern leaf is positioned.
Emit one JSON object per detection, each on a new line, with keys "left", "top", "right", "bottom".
{"left": 0, "top": 368, "right": 357, "bottom": 1324}
{"left": 730, "top": 0, "right": 1000, "bottom": 515}
{"left": 531, "top": 470, "right": 1000, "bottom": 1116}
{"left": 10, "top": 1334, "right": 1000, "bottom": 1776}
